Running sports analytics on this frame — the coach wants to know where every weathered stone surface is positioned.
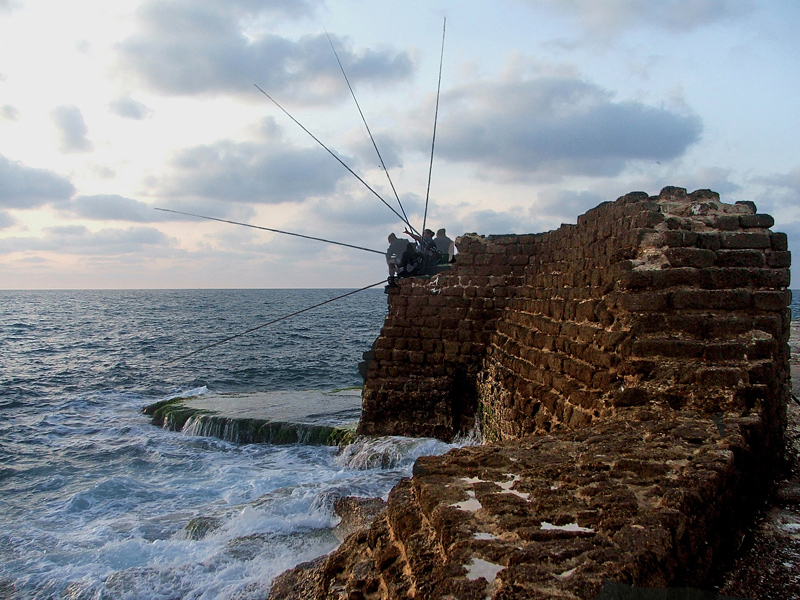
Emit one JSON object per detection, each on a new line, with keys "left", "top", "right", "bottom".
{"left": 275, "top": 188, "right": 792, "bottom": 599}
{"left": 273, "top": 409, "right": 777, "bottom": 599}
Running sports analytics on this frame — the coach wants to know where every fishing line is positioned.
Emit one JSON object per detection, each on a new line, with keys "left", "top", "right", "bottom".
{"left": 154, "top": 207, "right": 384, "bottom": 255}
{"left": 324, "top": 28, "right": 411, "bottom": 228}
{"left": 253, "top": 84, "right": 418, "bottom": 236}
{"left": 421, "top": 17, "right": 446, "bottom": 245}
{"left": 162, "top": 280, "right": 387, "bottom": 366}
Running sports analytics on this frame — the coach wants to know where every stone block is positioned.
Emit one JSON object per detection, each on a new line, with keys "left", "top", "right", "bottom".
{"left": 617, "top": 292, "right": 670, "bottom": 312}
{"left": 708, "top": 215, "right": 740, "bottom": 231}
{"left": 751, "top": 268, "right": 790, "bottom": 289}
{"left": 719, "top": 232, "right": 771, "bottom": 249}
{"left": 695, "top": 367, "right": 742, "bottom": 387}
{"left": 714, "top": 249, "right": 766, "bottom": 268}
{"left": 770, "top": 232, "right": 788, "bottom": 251}
{"left": 752, "top": 290, "right": 792, "bottom": 312}
{"left": 739, "top": 213, "right": 774, "bottom": 228}
{"left": 703, "top": 343, "right": 746, "bottom": 361}
{"left": 671, "top": 289, "right": 750, "bottom": 310}
{"left": 767, "top": 250, "right": 791, "bottom": 268}
{"left": 661, "top": 230, "right": 698, "bottom": 248}
{"left": 631, "top": 338, "right": 705, "bottom": 358}
{"left": 695, "top": 232, "right": 722, "bottom": 251}
{"left": 665, "top": 247, "right": 717, "bottom": 268}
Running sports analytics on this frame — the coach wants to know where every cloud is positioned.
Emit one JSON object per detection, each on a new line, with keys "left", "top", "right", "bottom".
{"left": 754, "top": 165, "right": 800, "bottom": 193}
{"left": 516, "top": 0, "right": 754, "bottom": 35}
{"left": 0, "top": 154, "right": 75, "bottom": 208}
{"left": 1, "top": 105, "right": 19, "bottom": 120}
{"left": 152, "top": 136, "right": 349, "bottom": 204}
{"left": 109, "top": 96, "right": 154, "bottom": 120}
{"left": 432, "top": 77, "right": 702, "bottom": 181}
{"left": 0, "top": 0, "right": 21, "bottom": 14}
{"left": 58, "top": 194, "right": 259, "bottom": 226}
{"left": 116, "top": 0, "right": 413, "bottom": 102}
{"left": 0, "top": 224, "right": 174, "bottom": 255}
{"left": 535, "top": 188, "right": 608, "bottom": 220}
{"left": 63, "top": 194, "right": 161, "bottom": 222}
{"left": 51, "top": 105, "right": 93, "bottom": 153}
{"left": 749, "top": 165, "right": 800, "bottom": 218}
{"left": 0, "top": 210, "right": 14, "bottom": 229}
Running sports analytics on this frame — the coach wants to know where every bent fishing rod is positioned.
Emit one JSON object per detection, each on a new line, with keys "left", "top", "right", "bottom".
{"left": 154, "top": 207, "right": 384, "bottom": 255}
{"left": 253, "top": 84, "right": 419, "bottom": 238}
{"left": 162, "top": 280, "right": 386, "bottom": 366}
{"left": 421, "top": 17, "right": 446, "bottom": 246}
{"left": 324, "top": 28, "right": 411, "bottom": 229}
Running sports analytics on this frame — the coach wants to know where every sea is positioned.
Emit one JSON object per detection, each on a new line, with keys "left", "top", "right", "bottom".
{"left": 0, "top": 289, "right": 471, "bottom": 600}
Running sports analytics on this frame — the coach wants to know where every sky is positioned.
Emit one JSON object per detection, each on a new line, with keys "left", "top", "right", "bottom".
{"left": 1, "top": 0, "right": 798, "bottom": 289}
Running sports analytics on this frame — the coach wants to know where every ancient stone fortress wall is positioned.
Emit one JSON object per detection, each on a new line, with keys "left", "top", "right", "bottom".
{"left": 360, "top": 186, "right": 790, "bottom": 448}
{"left": 276, "top": 188, "right": 792, "bottom": 599}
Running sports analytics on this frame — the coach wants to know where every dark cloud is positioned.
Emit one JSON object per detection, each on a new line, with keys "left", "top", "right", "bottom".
{"left": 0, "top": 154, "right": 75, "bottom": 208}
{"left": 63, "top": 194, "right": 161, "bottom": 222}
{"left": 51, "top": 105, "right": 93, "bottom": 153}
{"left": 109, "top": 96, "right": 154, "bottom": 120}
{"left": 0, "top": 225, "right": 173, "bottom": 255}
{"left": 153, "top": 138, "right": 348, "bottom": 203}
{"left": 1, "top": 105, "right": 19, "bottom": 121}
{"left": 433, "top": 77, "right": 702, "bottom": 181}
{"left": 116, "top": 0, "right": 413, "bottom": 102}
{"left": 517, "top": 0, "right": 753, "bottom": 34}
{"left": 0, "top": 210, "right": 14, "bottom": 229}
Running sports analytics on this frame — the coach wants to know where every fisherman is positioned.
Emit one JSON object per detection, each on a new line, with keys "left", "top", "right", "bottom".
{"left": 404, "top": 228, "right": 439, "bottom": 258}
{"left": 398, "top": 242, "right": 423, "bottom": 278}
{"left": 386, "top": 233, "right": 411, "bottom": 287}
{"left": 434, "top": 228, "right": 455, "bottom": 264}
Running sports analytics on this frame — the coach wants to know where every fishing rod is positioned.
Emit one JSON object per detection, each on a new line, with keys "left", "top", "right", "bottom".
{"left": 162, "top": 280, "right": 386, "bottom": 366}
{"left": 253, "top": 84, "right": 420, "bottom": 237}
{"left": 154, "top": 207, "right": 384, "bottom": 255}
{"left": 421, "top": 17, "right": 446, "bottom": 247}
{"left": 324, "top": 28, "right": 411, "bottom": 228}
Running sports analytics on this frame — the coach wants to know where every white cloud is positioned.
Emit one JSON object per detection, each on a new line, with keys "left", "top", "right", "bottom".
{"left": 109, "top": 96, "right": 154, "bottom": 120}
{"left": 0, "top": 224, "right": 175, "bottom": 255}
{"left": 515, "top": 0, "right": 754, "bottom": 35}
{"left": 116, "top": 0, "right": 414, "bottom": 103}
{"left": 0, "top": 155, "right": 75, "bottom": 208}
{"left": 151, "top": 136, "right": 350, "bottom": 204}
{"left": 1, "top": 104, "right": 19, "bottom": 120}
{"left": 51, "top": 105, "right": 93, "bottom": 153}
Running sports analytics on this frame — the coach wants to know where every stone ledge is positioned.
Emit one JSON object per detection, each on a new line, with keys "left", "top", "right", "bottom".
{"left": 273, "top": 408, "right": 770, "bottom": 599}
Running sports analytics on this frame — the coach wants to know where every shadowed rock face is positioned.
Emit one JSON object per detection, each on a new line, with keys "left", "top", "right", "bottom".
{"left": 272, "top": 188, "right": 792, "bottom": 599}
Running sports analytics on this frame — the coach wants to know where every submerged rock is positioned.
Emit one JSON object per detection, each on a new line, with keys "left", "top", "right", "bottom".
{"left": 182, "top": 515, "right": 221, "bottom": 540}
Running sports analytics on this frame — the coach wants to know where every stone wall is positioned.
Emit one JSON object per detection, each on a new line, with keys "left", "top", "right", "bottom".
{"left": 359, "top": 187, "right": 791, "bottom": 454}
{"left": 276, "top": 188, "right": 792, "bottom": 599}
